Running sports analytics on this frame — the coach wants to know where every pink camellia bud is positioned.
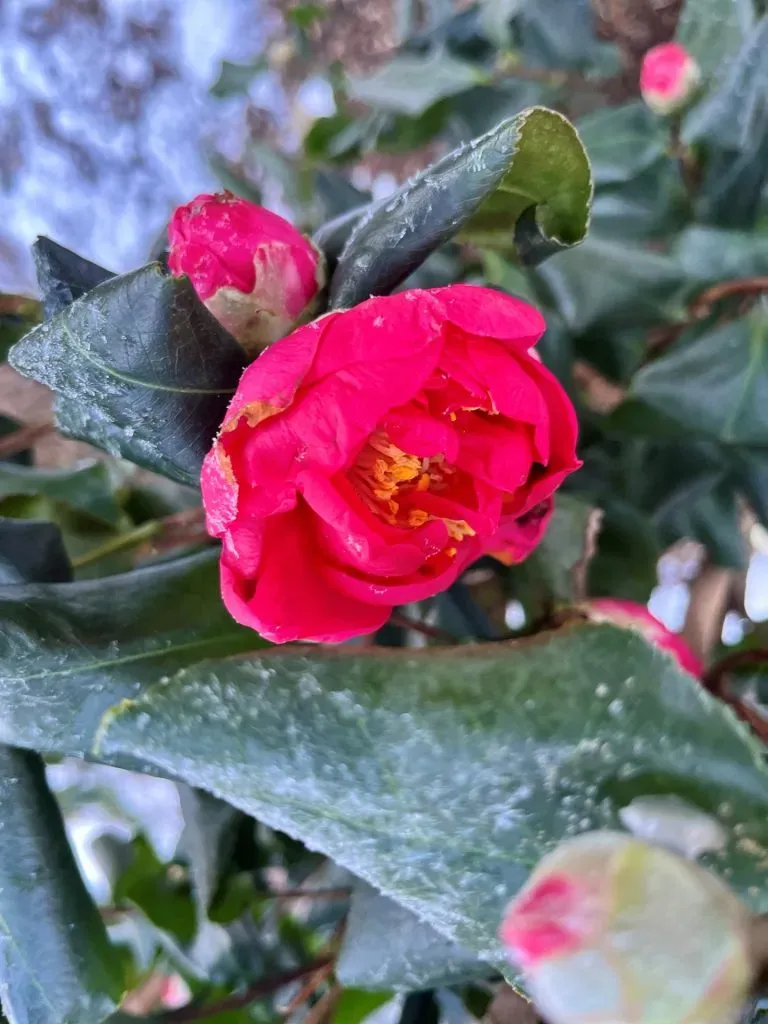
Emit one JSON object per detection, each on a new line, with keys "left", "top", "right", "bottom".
{"left": 501, "top": 831, "right": 753, "bottom": 1024}
{"left": 168, "top": 192, "right": 325, "bottom": 357}
{"left": 640, "top": 42, "right": 701, "bottom": 115}
{"left": 585, "top": 597, "right": 703, "bottom": 678}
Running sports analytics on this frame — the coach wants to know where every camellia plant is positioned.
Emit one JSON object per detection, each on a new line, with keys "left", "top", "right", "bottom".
{"left": 2, "top": 0, "right": 768, "bottom": 1022}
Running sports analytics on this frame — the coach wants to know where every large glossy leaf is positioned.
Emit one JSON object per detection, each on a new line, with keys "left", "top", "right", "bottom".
{"left": 576, "top": 103, "right": 667, "bottom": 187}
{"left": 685, "top": 16, "right": 768, "bottom": 150}
{"left": 683, "top": 16, "right": 768, "bottom": 228}
{"left": 615, "top": 314, "right": 768, "bottom": 447}
{"left": 0, "top": 549, "right": 259, "bottom": 761}
{"left": 533, "top": 235, "right": 685, "bottom": 337}
{"left": 675, "top": 0, "right": 753, "bottom": 75}
{"left": 178, "top": 787, "right": 243, "bottom": 913}
{"left": 675, "top": 225, "right": 768, "bottom": 284}
{"left": 9, "top": 265, "right": 247, "bottom": 487}
{"left": 32, "top": 237, "right": 114, "bottom": 319}
{"left": 338, "top": 883, "right": 490, "bottom": 991}
{"left": 0, "top": 461, "right": 121, "bottom": 527}
{"left": 329, "top": 107, "right": 591, "bottom": 307}
{"left": 347, "top": 50, "right": 482, "bottom": 116}
{"left": 2, "top": 592, "right": 768, "bottom": 983}
{"left": 0, "top": 745, "right": 123, "bottom": 1024}
{"left": 515, "top": 0, "right": 618, "bottom": 71}
{"left": 632, "top": 441, "right": 747, "bottom": 568}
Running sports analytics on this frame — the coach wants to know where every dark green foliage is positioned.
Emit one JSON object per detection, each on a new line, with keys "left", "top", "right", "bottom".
{"left": 4, "top": 1, "right": 768, "bottom": 1020}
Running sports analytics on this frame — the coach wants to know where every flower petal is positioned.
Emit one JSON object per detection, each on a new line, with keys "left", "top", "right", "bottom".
{"left": 220, "top": 503, "right": 389, "bottom": 643}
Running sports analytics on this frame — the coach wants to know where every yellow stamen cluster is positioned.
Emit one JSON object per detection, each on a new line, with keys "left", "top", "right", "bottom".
{"left": 352, "top": 431, "right": 475, "bottom": 552}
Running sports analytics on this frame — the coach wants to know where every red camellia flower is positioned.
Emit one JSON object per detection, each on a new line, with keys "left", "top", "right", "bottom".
{"left": 640, "top": 42, "right": 700, "bottom": 115}
{"left": 202, "top": 285, "right": 581, "bottom": 643}
{"left": 168, "top": 192, "right": 325, "bottom": 357}
{"left": 586, "top": 598, "right": 702, "bottom": 677}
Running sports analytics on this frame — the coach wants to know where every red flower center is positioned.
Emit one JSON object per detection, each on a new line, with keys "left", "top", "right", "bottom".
{"left": 350, "top": 430, "right": 475, "bottom": 554}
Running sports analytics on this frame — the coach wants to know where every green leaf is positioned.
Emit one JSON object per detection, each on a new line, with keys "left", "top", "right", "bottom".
{"left": 337, "top": 883, "right": 490, "bottom": 991}
{"left": 0, "top": 549, "right": 260, "bottom": 761}
{"left": 588, "top": 499, "right": 661, "bottom": 603}
{"left": 616, "top": 314, "right": 768, "bottom": 446}
{"left": 674, "top": 225, "right": 768, "bottom": 284}
{"left": 530, "top": 494, "right": 597, "bottom": 603}
{"left": 0, "top": 518, "right": 71, "bottom": 585}
{"left": 533, "top": 235, "right": 685, "bottom": 337}
{"left": 478, "top": 0, "right": 521, "bottom": 46}
{"left": 3, "top": 597, "right": 768, "bottom": 984}
{"left": 442, "top": 81, "right": 546, "bottom": 145}
{"left": 515, "top": 0, "right": 618, "bottom": 72}
{"left": 683, "top": 16, "right": 768, "bottom": 228}
{"left": 0, "top": 461, "right": 121, "bottom": 527}
{"left": 287, "top": 3, "right": 327, "bottom": 30}
{"left": 9, "top": 265, "right": 247, "bottom": 487}
{"left": 178, "top": 787, "right": 243, "bottom": 913}
{"left": 684, "top": 15, "right": 768, "bottom": 150}
{"left": 0, "top": 746, "right": 123, "bottom": 1023}
{"left": 504, "top": 494, "right": 598, "bottom": 621}
{"left": 576, "top": 103, "right": 667, "bottom": 187}
{"left": 347, "top": 50, "right": 483, "bottom": 116}
{"left": 329, "top": 106, "right": 591, "bottom": 307}
{"left": 634, "top": 441, "right": 748, "bottom": 567}
{"left": 333, "top": 988, "right": 392, "bottom": 1024}
{"left": 32, "top": 237, "right": 114, "bottom": 319}
{"left": 675, "top": 0, "right": 753, "bottom": 76}
{"left": 313, "top": 169, "right": 371, "bottom": 222}
{"left": 113, "top": 835, "right": 196, "bottom": 944}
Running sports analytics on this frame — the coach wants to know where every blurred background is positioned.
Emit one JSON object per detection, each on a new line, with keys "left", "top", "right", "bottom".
{"left": 2, "top": 0, "right": 768, "bottom": 1018}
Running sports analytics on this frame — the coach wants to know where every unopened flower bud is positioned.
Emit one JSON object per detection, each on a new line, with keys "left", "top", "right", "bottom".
{"left": 585, "top": 598, "right": 702, "bottom": 678}
{"left": 640, "top": 42, "right": 701, "bottom": 115}
{"left": 168, "top": 192, "right": 325, "bottom": 357}
{"left": 500, "top": 831, "right": 753, "bottom": 1024}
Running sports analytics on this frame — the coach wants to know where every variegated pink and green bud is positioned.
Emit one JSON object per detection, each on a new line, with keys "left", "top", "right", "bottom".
{"left": 168, "top": 192, "right": 325, "bottom": 358}
{"left": 640, "top": 42, "right": 701, "bottom": 115}
{"left": 585, "top": 598, "right": 703, "bottom": 678}
{"left": 500, "top": 831, "right": 753, "bottom": 1024}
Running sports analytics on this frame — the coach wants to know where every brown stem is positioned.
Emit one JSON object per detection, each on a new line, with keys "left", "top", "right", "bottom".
{"left": 702, "top": 649, "right": 768, "bottom": 693}
{"left": 682, "top": 565, "right": 734, "bottom": 665}
{"left": 689, "top": 277, "right": 768, "bottom": 320}
{"left": 749, "top": 914, "right": 768, "bottom": 988}
{"left": 646, "top": 277, "right": 768, "bottom": 362}
{"left": 303, "top": 983, "right": 341, "bottom": 1024}
{"left": 134, "top": 507, "right": 210, "bottom": 562}
{"left": 570, "top": 507, "right": 604, "bottom": 603}
{"left": 483, "top": 984, "right": 541, "bottom": 1024}
{"left": 572, "top": 361, "right": 626, "bottom": 414}
{"left": 280, "top": 961, "right": 334, "bottom": 1015}
{"left": 161, "top": 957, "right": 333, "bottom": 1023}
{"left": 389, "top": 610, "right": 458, "bottom": 644}
{"left": 669, "top": 118, "right": 700, "bottom": 200}
{"left": 0, "top": 421, "right": 55, "bottom": 459}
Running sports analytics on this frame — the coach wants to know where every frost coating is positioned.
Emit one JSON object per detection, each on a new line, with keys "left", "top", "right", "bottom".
{"left": 338, "top": 883, "right": 490, "bottom": 990}
{"left": 85, "top": 625, "right": 768, "bottom": 983}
